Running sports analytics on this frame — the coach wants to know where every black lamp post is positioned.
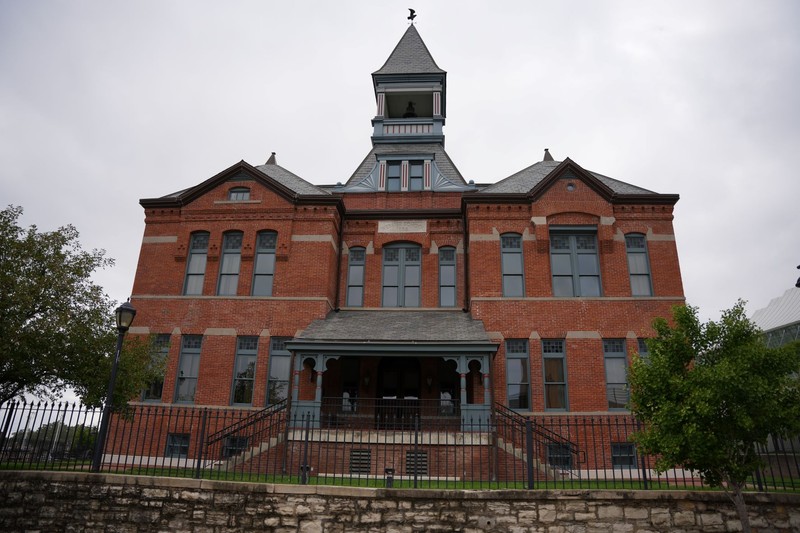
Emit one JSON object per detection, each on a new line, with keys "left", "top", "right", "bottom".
{"left": 91, "top": 300, "right": 136, "bottom": 472}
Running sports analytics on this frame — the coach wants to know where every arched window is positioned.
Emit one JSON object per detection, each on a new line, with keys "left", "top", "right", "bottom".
{"left": 625, "top": 233, "right": 652, "bottom": 296}
{"left": 228, "top": 187, "right": 250, "bottom": 201}
{"left": 252, "top": 231, "right": 277, "bottom": 296}
{"left": 346, "top": 247, "right": 366, "bottom": 307}
{"left": 183, "top": 231, "right": 209, "bottom": 295}
{"left": 500, "top": 233, "right": 524, "bottom": 297}
{"left": 217, "top": 231, "right": 243, "bottom": 295}
{"left": 382, "top": 243, "right": 421, "bottom": 307}
{"left": 438, "top": 246, "right": 456, "bottom": 307}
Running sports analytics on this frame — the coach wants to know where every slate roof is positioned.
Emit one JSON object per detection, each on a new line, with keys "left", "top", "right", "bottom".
{"left": 373, "top": 25, "right": 445, "bottom": 75}
{"left": 255, "top": 162, "right": 331, "bottom": 196}
{"left": 479, "top": 160, "right": 657, "bottom": 195}
{"left": 345, "top": 143, "right": 466, "bottom": 187}
{"left": 295, "top": 310, "right": 493, "bottom": 344}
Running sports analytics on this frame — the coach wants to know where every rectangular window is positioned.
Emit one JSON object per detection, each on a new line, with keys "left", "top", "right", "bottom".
{"left": 174, "top": 335, "right": 202, "bottom": 403}
{"left": 637, "top": 338, "right": 649, "bottom": 362}
{"left": 252, "top": 232, "right": 277, "bottom": 296}
{"left": 542, "top": 339, "right": 567, "bottom": 410}
{"left": 501, "top": 234, "right": 524, "bottom": 297}
{"left": 218, "top": 232, "right": 243, "bottom": 295}
{"left": 547, "top": 443, "right": 573, "bottom": 469}
{"left": 222, "top": 436, "right": 249, "bottom": 458}
{"left": 166, "top": 433, "right": 190, "bottom": 458}
{"left": 626, "top": 234, "right": 653, "bottom": 296}
{"left": 505, "top": 339, "right": 530, "bottom": 410}
{"left": 611, "top": 443, "right": 637, "bottom": 468}
{"left": 231, "top": 336, "right": 258, "bottom": 405}
{"left": 386, "top": 162, "right": 401, "bottom": 192}
{"left": 346, "top": 248, "right": 365, "bottom": 307}
{"left": 183, "top": 232, "right": 209, "bottom": 295}
{"left": 409, "top": 161, "right": 424, "bottom": 191}
{"left": 267, "top": 337, "right": 291, "bottom": 405}
{"left": 550, "top": 231, "right": 601, "bottom": 297}
{"left": 142, "top": 334, "right": 170, "bottom": 402}
{"left": 604, "top": 339, "right": 628, "bottom": 410}
{"left": 382, "top": 245, "right": 421, "bottom": 307}
{"left": 438, "top": 247, "right": 456, "bottom": 307}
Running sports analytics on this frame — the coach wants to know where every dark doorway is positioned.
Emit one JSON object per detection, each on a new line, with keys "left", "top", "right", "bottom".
{"left": 377, "top": 357, "right": 421, "bottom": 399}
{"left": 376, "top": 357, "right": 421, "bottom": 429}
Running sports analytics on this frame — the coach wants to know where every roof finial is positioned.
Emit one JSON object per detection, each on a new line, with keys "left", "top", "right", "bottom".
{"left": 543, "top": 148, "right": 554, "bottom": 162}
{"left": 408, "top": 8, "right": 416, "bottom": 23}
{"left": 266, "top": 152, "right": 276, "bottom": 165}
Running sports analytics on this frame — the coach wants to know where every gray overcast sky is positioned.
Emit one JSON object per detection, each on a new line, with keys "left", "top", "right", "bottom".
{"left": 1, "top": 1, "right": 798, "bottom": 322}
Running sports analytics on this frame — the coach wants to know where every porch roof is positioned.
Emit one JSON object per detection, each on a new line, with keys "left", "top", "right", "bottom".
{"left": 287, "top": 310, "right": 498, "bottom": 354}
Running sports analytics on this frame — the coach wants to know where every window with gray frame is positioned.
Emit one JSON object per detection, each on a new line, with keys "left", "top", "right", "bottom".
{"left": 543, "top": 339, "right": 567, "bottom": 410}
{"left": 228, "top": 187, "right": 250, "bottom": 201}
{"left": 252, "top": 231, "right": 277, "bottom": 296}
{"left": 409, "top": 161, "right": 424, "bottom": 191}
{"left": 142, "top": 334, "right": 170, "bottom": 402}
{"left": 550, "top": 231, "right": 601, "bottom": 297}
{"left": 175, "top": 335, "right": 202, "bottom": 403}
{"left": 611, "top": 443, "right": 637, "bottom": 468}
{"left": 166, "top": 433, "right": 190, "bottom": 458}
{"left": 183, "top": 232, "right": 209, "bottom": 295}
{"left": 439, "top": 247, "right": 456, "bottom": 307}
{"left": 637, "top": 338, "right": 650, "bottom": 362}
{"left": 346, "top": 247, "right": 366, "bottom": 307}
{"left": 506, "top": 339, "right": 530, "bottom": 410}
{"left": 231, "top": 336, "right": 258, "bottom": 406}
{"left": 386, "top": 161, "right": 401, "bottom": 191}
{"left": 267, "top": 337, "right": 291, "bottom": 405}
{"left": 382, "top": 244, "right": 421, "bottom": 307}
{"left": 501, "top": 233, "right": 524, "bottom": 297}
{"left": 604, "top": 339, "right": 629, "bottom": 410}
{"left": 625, "top": 233, "right": 652, "bottom": 296}
{"left": 218, "top": 231, "right": 243, "bottom": 295}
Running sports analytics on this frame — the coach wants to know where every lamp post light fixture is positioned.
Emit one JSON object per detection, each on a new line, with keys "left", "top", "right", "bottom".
{"left": 91, "top": 300, "right": 136, "bottom": 472}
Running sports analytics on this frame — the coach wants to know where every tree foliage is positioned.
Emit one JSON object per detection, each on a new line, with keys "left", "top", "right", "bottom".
{"left": 0, "top": 205, "right": 162, "bottom": 408}
{"left": 629, "top": 301, "right": 800, "bottom": 531}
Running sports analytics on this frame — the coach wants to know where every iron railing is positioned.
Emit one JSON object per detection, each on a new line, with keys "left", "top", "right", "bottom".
{"left": 1, "top": 399, "right": 798, "bottom": 491}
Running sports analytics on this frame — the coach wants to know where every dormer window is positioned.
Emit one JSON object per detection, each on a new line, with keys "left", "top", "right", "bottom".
{"left": 228, "top": 187, "right": 250, "bottom": 201}
{"left": 386, "top": 162, "right": 401, "bottom": 192}
{"left": 409, "top": 161, "right": 424, "bottom": 191}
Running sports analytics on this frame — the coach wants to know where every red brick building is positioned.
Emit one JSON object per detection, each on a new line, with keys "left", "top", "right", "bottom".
{"left": 129, "top": 25, "right": 683, "bottom": 461}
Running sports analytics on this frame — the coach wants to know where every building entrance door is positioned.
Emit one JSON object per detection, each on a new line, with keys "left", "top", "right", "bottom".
{"left": 376, "top": 357, "right": 420, "bottom": 428}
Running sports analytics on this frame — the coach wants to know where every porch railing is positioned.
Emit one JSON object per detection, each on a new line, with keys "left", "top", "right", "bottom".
{"left": 2, "top": 399, "right": 799, "bottom": 492}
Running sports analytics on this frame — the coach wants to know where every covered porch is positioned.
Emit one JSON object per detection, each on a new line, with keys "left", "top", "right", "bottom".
{"left": 286, "top": 310, "right": 498, "bottom": 430}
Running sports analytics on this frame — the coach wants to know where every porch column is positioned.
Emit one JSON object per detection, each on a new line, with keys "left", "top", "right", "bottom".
{"left": 483, "top": 372, "right": 491, "bottom": 404}
{"left": 315, "top": 369, "right": 324, "bottom": 403}
{"left": 291, "top": 365, "right": 301, "bottom": 404}
{"left": 459, "top": 373, "right": 467, "bottom": 406}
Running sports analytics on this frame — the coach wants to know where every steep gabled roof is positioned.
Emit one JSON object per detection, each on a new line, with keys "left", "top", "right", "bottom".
{"left": 140, "top": 160, "right": 331, "bottom": 208}
{"left": 476, "top": 158, "right": 677, "bottom": 204}
{"left": 372, "top": 25, "right": 445, "bottom": 76}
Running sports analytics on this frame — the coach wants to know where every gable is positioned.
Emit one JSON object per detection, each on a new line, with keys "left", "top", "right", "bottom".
{"left": 140, "top": 160, "right": 336, "bottom": 209}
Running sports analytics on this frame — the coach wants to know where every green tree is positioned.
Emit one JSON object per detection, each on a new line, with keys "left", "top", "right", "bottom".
{"left": 629, "top": 301, "right": 800, "bottom": 532}
{"left": 0, "top": 205, "right": 162, "bottom": 408}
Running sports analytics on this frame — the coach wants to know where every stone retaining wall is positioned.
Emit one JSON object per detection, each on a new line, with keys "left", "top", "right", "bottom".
{"left": 1, "top": 471, "right": 799, "bottom": 532}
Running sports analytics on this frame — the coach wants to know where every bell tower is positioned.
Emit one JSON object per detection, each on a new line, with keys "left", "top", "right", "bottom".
{"left": 371, "top": 25, "right": 446, "bottom": 146}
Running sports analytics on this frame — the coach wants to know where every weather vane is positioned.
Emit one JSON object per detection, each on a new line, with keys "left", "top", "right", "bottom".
{"left": 408, "top": 8, "right": 416, "bottom": 23}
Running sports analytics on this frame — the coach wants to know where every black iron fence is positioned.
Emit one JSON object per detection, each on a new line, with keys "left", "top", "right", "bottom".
{"left": 1, "top": 399, "right": 798, "bottom": 491}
